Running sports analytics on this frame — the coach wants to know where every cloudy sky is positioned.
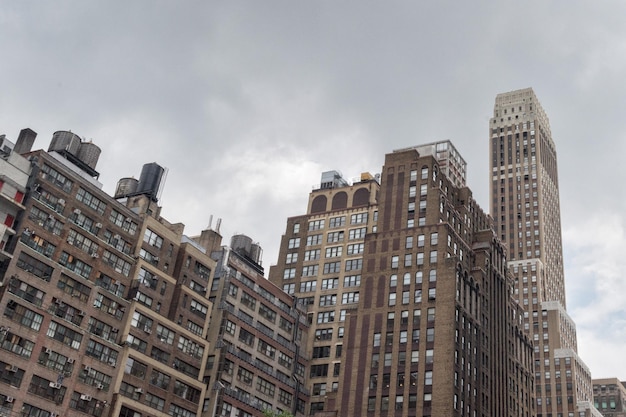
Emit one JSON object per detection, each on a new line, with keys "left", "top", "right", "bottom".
{"left": 2, "top": 1, "right": 625, "bottom": 380}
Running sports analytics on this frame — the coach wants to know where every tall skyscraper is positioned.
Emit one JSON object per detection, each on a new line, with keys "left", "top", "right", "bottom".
{"left": 489, "top": 88, "right": 598, "bottom": 417}
{"left": 270, "top": 143, "right": 535, "bottom": 416}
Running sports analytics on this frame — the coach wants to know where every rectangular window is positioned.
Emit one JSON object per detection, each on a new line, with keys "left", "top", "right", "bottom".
{"left": 329, "top": 216, "right": 346, "bottom": 228}
{"left": 325, "top": 246, "right": 343, "bottom": 258}
{"left": 143, "top": 229, "right": 164, "bottom": 249}
{"left": 3, "top": 301, "right": 44, "bottom": 331}
{"left": 327, "top": 231, "right": 344, "bottom": 243}
{"left": 323, "top": 261, "right": 341, "bottom": 274}
{"left": 350, "top": 213, "right": 368, "bottom": 224}
{"left": 304, "top": 249, "right": 321, "bottom": 261}
{"left": 345, "top": 258, "right": 362, "bottom": 271}
{"left": 342, "top": 292, "right": 359, "bottom": 304}
{"left": 321, "top": 278, "right": 339, "bottom": 289}
{"left": 343, "top": 275, "right": 361, "bottom": 287}
{"left": 76, "top": 187, "right": 106, "bottom": 215}
{"left": 300, "top": 281, "right": 317, "bottom": 292}
{"left": 347, "top": 243, "right": 365, "bottom": 255}
{"left": 306, "top": 234, "right": 322, "bottom": 246}
{"left": 302, "top": 265, "right": 319, "bottom": 277}
{"left": 308, "top": 220, "right": 325, "bottom": 231}
{"left": 348, "top": 227, "right": 367, "bottom": 240}
{"left": 47, "top": 321, "right": 83, "bottom": 349}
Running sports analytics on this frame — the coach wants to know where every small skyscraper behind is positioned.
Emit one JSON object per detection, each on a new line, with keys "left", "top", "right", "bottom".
{"left": 489, "top": 88, "right": 598, "bottom": 416}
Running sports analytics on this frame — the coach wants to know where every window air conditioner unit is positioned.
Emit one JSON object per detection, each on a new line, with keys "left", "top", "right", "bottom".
{"left": 49, "top": 382, "right": 62, "bottom": 389}
{"left": 6, "top": 396, "right": 14, "bottom": 403}
{"left": 45, "top": 347, "right": 52, "bottom": 354}
{"left": 134, "top": 388, "right": 143, "bottom": 394}
{"left": 95, "top": 223, "right": 102, "bottom": 228}
{"left": 67, "top": 358, "right": 75, "bottom": 363}
{"left": 96, "top": 383, "right": 104, "bottom": 390}
{"left": 80, "top": 394, "right": 92, "bottom": 401}
{"left": 73, "top": 209, "right": 81, "bottom": 215}
{"left": 6, "top": 365, "right": 18, "bottom": 372}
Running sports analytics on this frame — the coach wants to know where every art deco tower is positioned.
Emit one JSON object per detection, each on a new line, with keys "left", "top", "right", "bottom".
{"left": 489, "top": 88, "right": 598, "bottom": 416}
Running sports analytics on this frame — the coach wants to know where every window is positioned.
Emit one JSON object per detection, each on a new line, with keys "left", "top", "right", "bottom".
{"left": 283, "top": 268, "right": 296, "bottom": 279}
{"left": 240, "top": 292, "right": 257, "bottom": 310}
{"left": 143, "top": 228, "right": 163, "bottom": 249}
{"left": 429, "top": 250, "right": 438, "bottom": 263}
{"left": 317, "top": 311, "right": 335, "bottom": 323}
{"left": 321, "top": 278, "right": 339, "bottom": 289}
{"left": 347, "top": 243, "right": 364, "bottom": 255}
{"left": 351, "top": 213, "right": 368, "bottom": 224}
{"left": 313, "top": 382, "right": 327, "bottom": 395}
{"left": 391, "top": 255, "right": 399, "bottom": 268}
{"left": 283, "top": 283, "right": 295, "bottom": 294}
{"left": 156, "top": 324, "right": 175, "bottom": 344}
{"left": 47, "top": 321, "right": 82, "bottom": 349}
{"left": 308, "top": 220, "right": 325, "bottom": 231}
{"left": 190, "top": 299, "right": 208, "bottom": 318}
{"left": 288, "top": 238, "right": 300, "bottom": 249}
{"left": 342, "top": 292, "right": 359, "bottom": 304}
{"left": 237, "top": 366, "right": 253, "bottom": 385}
{"left": 323, "top": 261, "right": 341, "bottom": 274}
{"left": 300, "top": 281, "right": 317, "bottom": 292}
{"left": 348, "top": 227, "right": 367, "bottom": 240}
{"left": 304, "top": 249, "right": 321, "bottom": 261}
{"left": 285, "top": 253, "right": 298, "bottom": 264}
{"left": 58, "top": 251, "right": 93, "bottom": 279}
{"left": 310, "top": 364, "right": 328, "bottom": 377}
{"left": 76, "top": 188, "right": 106, "bottom": 215}
{"left": 345, "top": 258, "right": 362, "bottom": 271}
{"left": 177, "top": 336, "right": 204, "bottom": 359}
{"left": 344, "top": 275, "right": 361, "bottom": 287}
{"left": 319, "top": 294, "right": 337, "bottom": 306}
{"left": 307, "top": 234, "right": 322, "bottom": 246}
{"left": 312, "top": 346, "right": 331, "bottom": 359}
{"left": 329, "top": 216, "right": 346, "bottom": 228}
{"left": 302, "top": 265, "right": 319, "bottom": 277}
{"left": 315, "top": 328, "right": 333, "bottom": 341}
{"left": 327, "top": 231, "right": 344, "bottom": 243}
{"left": 258, "top": 340, "right": 276, "bottom": 359}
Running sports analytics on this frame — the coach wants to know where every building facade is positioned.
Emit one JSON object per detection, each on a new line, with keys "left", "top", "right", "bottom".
{"left": 268, "top": 170, "right": 380, "bottom": 416}
{"left": 0, "top": 130, "right": 32, "bottom": 271}
{"left": 0, "top": 130, "right": 216, "bottom": 417}
{"left": 270, "top": 144, "right": 535, "bottom": 416}
{"left": 489, "top": 88, "right": 599, "bottom": 417}
{"left": 204, "top": 235, "right": 311, "bottom": 417}
{"left": 592, "top": 378, "right": 626, "bottom": 417}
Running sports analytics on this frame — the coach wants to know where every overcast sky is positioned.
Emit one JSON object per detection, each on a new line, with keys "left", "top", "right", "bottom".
{"left": 2, "top": 1, "right": 625, "bottom": 380}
